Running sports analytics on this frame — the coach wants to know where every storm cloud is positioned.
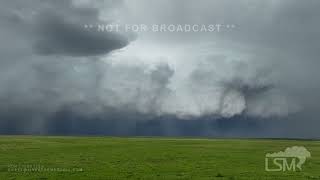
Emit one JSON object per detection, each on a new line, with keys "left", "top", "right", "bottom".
{"left": 0, "top": 0, "right": 319, "bottom": 138}
{"left": 33, "top": 13, "right": 128, "bottom": 56}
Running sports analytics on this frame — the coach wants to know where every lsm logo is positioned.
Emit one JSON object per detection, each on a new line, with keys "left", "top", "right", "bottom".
{"left": 265, "top": 146, "right": 311, "bottom": 172}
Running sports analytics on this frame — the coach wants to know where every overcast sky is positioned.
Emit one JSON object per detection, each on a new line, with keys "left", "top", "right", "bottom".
{"left": 0, "top": 0, "right": 319, "bottom": 138}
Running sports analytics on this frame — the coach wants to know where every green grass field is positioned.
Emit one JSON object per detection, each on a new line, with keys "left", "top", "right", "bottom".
{"left": 0, "top": 136, "right": 319, "bottom": 180}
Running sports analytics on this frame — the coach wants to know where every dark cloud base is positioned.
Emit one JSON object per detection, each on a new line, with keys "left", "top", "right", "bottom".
{"left": 0, "top": 110, "right": 315, "bottom": 139}
{"left": 0, "top": 115, "right": 260, "bottom": 137}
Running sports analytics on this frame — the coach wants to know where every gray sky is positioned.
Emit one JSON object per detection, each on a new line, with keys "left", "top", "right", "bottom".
{"left": 0, "top": 0, "right": 319, "bottom": 137}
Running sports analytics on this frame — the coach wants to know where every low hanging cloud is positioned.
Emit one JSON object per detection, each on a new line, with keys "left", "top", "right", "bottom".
{"left": 0, "top": 0, "right": 319, "bottom": 137}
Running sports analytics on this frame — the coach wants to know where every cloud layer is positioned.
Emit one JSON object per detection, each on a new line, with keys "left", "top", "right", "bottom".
{"left": 0, "top": 0, "right": 319, "bottom": 137}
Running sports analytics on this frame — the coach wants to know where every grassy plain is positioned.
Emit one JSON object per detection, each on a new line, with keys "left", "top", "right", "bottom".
{"left": 0, "top": 136, "right": 319, "bottom": 179}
